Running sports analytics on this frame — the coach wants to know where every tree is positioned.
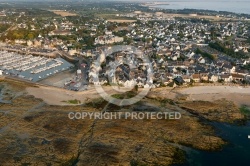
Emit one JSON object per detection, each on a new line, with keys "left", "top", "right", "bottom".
{"left": 133, "top": 85, "right": 139, "bottom": 93}
{"left": 27, "top": 33, "right": 34, "bottom": 39}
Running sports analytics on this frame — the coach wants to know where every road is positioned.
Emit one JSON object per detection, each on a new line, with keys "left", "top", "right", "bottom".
{"left": 79, "top": 57, "right": 90, "bottom": 86}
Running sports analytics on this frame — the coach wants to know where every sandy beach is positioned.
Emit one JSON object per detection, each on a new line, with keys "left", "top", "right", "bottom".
{"left": 26, "top": 85, "right": 250, "bottom": 106}
{"left": 177, "top": 86, "right": 250, "bottom": 106}
{"left": 26, "top": 85, "right": 136, "bottom": 105}
{"left": 26, "top": 86, "right": 105, "bottom": 105}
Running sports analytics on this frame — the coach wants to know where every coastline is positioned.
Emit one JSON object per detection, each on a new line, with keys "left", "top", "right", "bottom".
{"left": 178, "top": 85, "right": 250, "bottom": 106}
{"left": 142, "top": 2, "right": 169, "bottom": 7}
{"left": 3, "top": 76, "right": 249, "bottom": 107}
{"left": 25, "top": 83, "right": 250, "bottom": 106}
{"left": 142, "top": 1, "right": 250, "bottom": 15}
{"left": 148, "top": 85, "right": 250, "bottom": 107}
{"left": 1, "top": 77, "right": 249, "bottom": 165}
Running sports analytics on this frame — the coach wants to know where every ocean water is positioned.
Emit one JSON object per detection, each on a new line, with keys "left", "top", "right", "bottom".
{"left": 184, "top": 121, "right": 250, "bottom": 166}
{"left": 154, "top": 0, "right": 250, "bottom": 14}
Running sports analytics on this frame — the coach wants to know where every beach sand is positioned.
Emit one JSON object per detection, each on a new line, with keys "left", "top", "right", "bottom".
{"left": 178, "top": 86, "right": 250, "bottom": 106}
{"left": 26, "top": 85, "right": 250, "bottom": 106}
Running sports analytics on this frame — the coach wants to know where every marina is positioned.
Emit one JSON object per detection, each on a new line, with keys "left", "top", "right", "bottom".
{"left": 0, "top": 51, "right": 74, "bottom": 82}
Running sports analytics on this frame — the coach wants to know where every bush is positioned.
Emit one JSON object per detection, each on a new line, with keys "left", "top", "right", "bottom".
{"left": 240, "top": 105, "right": 250, "bottom": 118}
{"left": 209, "top": 42, "right": 248, "bottom": 59}
{"left": 195, "top": 48, "right": 215, "bottom": 60}
{"left": 62, "top": 99, "right": 81, "bottom": 104}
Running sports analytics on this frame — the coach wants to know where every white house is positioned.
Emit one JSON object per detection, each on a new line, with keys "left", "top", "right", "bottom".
{"left": 171, "top": 55, "right": 178, "bottom": 61}
{"left": 198, "top": 57, "right": 205, "bottom": 64}
{"left": 77, "top": 70, "right": 82, "bottom": 75}
{"left": 124, "top": 80, "right": 137, "bottom": 88}
{"left": 209, "top": 75, "right": 219, "bottom": 82}
{"left": 27, "top": 40, "right": 33, "bottom": 46}
{"left": 94, "top": 36, "right": 123, "bottom": 45}
{"left": 137, "top": 81, "right": 144, "bottom": 88}
{"left": 182, "top": 75, "right": 191, "bottom": 83}
{"left": 68, "top": 49, "right": 78, "bottom": 56}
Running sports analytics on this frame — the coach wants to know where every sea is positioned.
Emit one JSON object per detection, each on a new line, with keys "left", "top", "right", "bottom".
{"left": 182, "top": 121, "right": 250, "bottom": 166}
{"left": 154, "top": 0, "right": 250, "bottom": 15}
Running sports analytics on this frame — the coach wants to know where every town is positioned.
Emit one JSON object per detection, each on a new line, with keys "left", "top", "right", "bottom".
{"left": 1, "top": 1, "right": 250, "bottom": 166}
{"left": 0, "top": 1, "right": 250, "bottom": 90}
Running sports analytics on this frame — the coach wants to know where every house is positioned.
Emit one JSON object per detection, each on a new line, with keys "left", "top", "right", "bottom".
{"left": 105, "top": 31, "right": 112, "bottom": 35}
{"left": 223, "top": 63, "right": 234, "bottom": 73}
{"left": 27, "top": 40, "right": 33, "bottom": 46}
{"left": 198, "top": 57, "right": 205, "bottom": 64}
{"left": 174, "top": 76, "right": 185, "bottom": 85}
{"left": 76, "top": 70, "right": 82, "bottom": 75}
{"left": 14, "top": 39, "right": 26, "bottom": 44}
{"left": 173, "top": 71, "right": 181, "bottom": 78}
{"left": 200, "top": 73, "right": 209, "bottom": 81}
{"left": 182, "top": 75, "right": 191, "bottom": 83}
{"left": 194, "top": 65, "right": 206, "bottom": 73}
{"left": 234, "top": 68, "right": 248, "bottom": 75}
{"left": 95, "top": 35, "right": 123, "bottom": 45}
{"left": 186, "top": 52, "right": 195, "bottom": 58}
{"left": 231, "top": 73, "right": 245, "bottom": 81}
{"left": 48, "top": 30, "right": 71, "bottom": 36}
{"left": 33, "top": 40, "right": 42, "bottom": 47}
{"left": 124, "top": 80, "right": 137, "bottom": 88}
{"left": 164, "top": 73, "right": 173, "bottom": 79}
{"left": 209, "top": 74, "right": 219, "bottom": 82}
{"left": 137, "top": 80, "right": 144, "bottom": 88}
{"left": 220, "top": 74, "right": 232, "bottom": 82}
{"left": 230, "top": 66, "right": 236, "bottom": 73}
{"left": 144, "top": 83, "right": 152, "bottom": 89}
{"left": 68, "top": 49, "right": 78, "bottom": 56}
{"left": 91, "top": 76, "right": 107, "bottom": 85}
{"left": 191, "top": 74, "right": 200, "bottom": 82}
{"left": 162, "top": 77, "right": 171, "bottom": 85}
{"left": 171, "top": 55, "right": 178, "bottom": 61}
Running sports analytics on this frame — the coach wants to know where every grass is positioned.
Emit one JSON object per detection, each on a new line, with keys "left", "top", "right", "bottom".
{"left": 240, "top": 105, "right": 250, "bottom": 116}
{"left": 85, "top": 98, "right": 107, "bottom": 108}
{"left": 62, "top": 99, "right": 81, "bottom": 105}
{"left": 50, "top": 10, "right": 77, "bottom": 17}
{"left": 0, "top": 78, "right": 38, "bottom": 90}
{"left": 157, "top": 99, "right": 176, "bottom": 107}
{"left": 111, "top": 91, "right": 137, "bottom": 99}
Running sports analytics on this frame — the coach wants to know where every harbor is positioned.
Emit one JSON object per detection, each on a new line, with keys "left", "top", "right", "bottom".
{"left": 0, "top": 51, "right": 74, "bottom": 82}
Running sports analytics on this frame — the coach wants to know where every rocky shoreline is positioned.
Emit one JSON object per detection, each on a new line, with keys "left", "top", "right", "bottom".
{"left": 0, "top": 80, "right": 248, "bottom": 165}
